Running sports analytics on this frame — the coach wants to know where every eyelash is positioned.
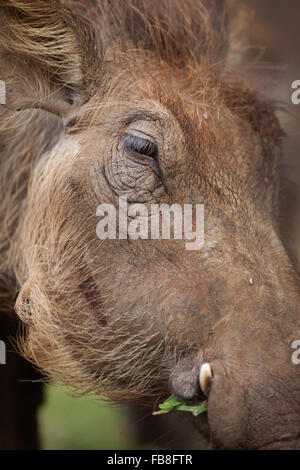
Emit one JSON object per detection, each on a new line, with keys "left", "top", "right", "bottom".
{"left": 124, "top": 134, "right": 157, "bottom": 159}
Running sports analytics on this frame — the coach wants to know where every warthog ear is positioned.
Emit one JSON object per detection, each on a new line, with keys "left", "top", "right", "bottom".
{"left": 0, "top": 0, "right": 101, "bottom": 117}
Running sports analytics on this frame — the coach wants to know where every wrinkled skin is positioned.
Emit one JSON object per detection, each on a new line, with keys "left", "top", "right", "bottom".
{"left": 0, "top": 0, "right": 299, "bottom": 449}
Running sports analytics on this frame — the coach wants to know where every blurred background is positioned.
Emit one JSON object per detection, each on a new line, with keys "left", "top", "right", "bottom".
{"left": 39, "top": 385, "right": 131, "bottom": 450}
{"left": 39, "top": 384, "right": 205, "bottom": 449}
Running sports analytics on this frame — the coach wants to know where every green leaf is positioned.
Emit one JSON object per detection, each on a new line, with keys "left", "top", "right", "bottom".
{"left": 153, "top": 394, "right": 208, "bottom": 416}
{"left": 152, "top": 395, "right": 182, "bottom": 415}
{"left": 177, "top": 403, "right": 208, "bottom": 416}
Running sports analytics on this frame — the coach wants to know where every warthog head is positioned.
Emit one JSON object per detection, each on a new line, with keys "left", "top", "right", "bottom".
{"left": 0, "top": 0, "right": 299, "bottom": 449}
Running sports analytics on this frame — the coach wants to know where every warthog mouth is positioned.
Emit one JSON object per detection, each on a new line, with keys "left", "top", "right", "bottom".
{"left": 171, "top": 357, "right": 300, "bottom": 450}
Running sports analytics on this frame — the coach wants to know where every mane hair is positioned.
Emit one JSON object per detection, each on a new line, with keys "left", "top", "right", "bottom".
{"left": 59, "top": 0, "right": 228, "bottom": 67}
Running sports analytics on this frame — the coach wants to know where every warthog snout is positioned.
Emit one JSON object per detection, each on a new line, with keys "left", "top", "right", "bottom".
{"left": 171, "top": 261, "right": 300, "bottom": 450}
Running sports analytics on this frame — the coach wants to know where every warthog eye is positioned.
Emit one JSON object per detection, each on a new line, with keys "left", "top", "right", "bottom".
{"left": 123, "top": 133, "right": 159, "bottom": 176}
{"left": 124, "top": 134, "right": 157, "bottom": 159}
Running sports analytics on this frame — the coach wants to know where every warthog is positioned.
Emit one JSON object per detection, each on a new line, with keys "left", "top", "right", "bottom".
{"left": 0, "top": 0, "right": 299, "bottom": 449}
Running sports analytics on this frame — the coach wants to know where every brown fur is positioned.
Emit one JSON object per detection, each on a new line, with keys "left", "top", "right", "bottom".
{"left": 0, "top": 0, "right": 299, "bottom": 449}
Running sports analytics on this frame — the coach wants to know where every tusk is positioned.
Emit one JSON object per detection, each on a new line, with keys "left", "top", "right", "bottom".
{"left": 199, "top": 363, "right": 212, "bottom": 397}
